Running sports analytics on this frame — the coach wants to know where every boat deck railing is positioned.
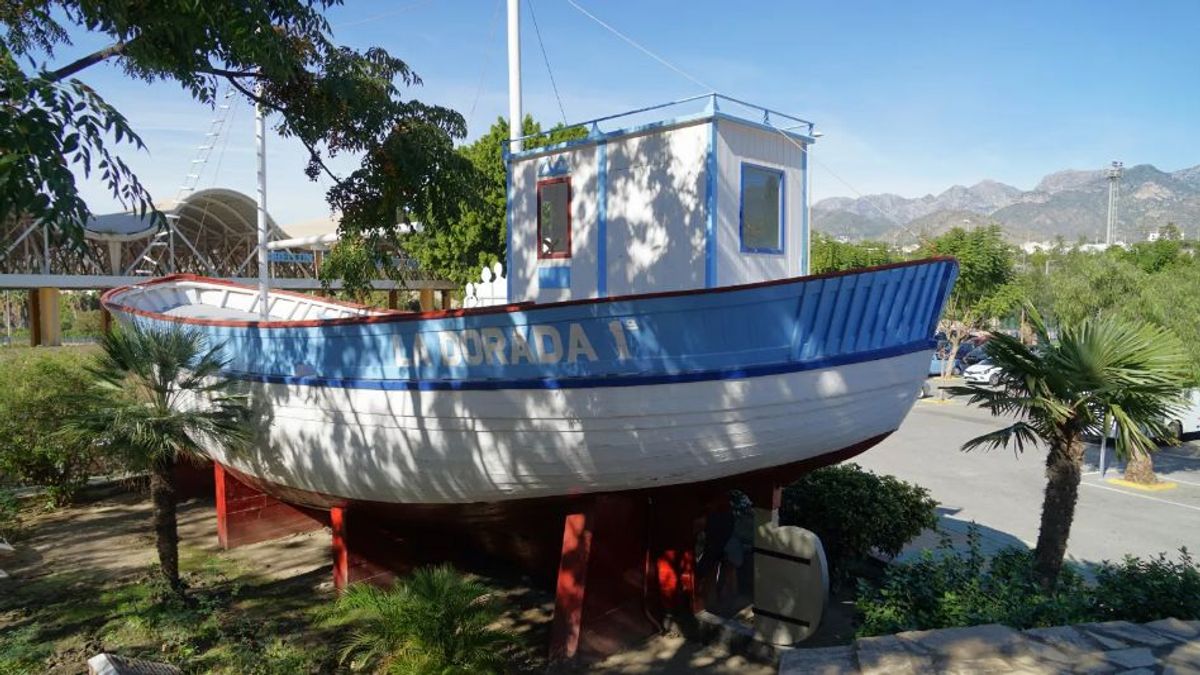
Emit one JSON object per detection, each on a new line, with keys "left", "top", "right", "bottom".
{"left": 507, "top": 93, "right": 815, "bottom": 149}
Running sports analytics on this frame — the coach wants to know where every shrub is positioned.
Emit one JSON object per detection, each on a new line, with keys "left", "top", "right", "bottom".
{"left": 0, "top": 347, "right": 99, "bottom": 506}
{"left": 1093, "top": 548, "right": 1200, "bottom": 622}
{"left": 856, "top": 528, "right": 1093, "bottom": 635}
{"left": 325, "top": 565, "right": 516, "bottom": 674}
{"left": 857, "top": 528, "right": 1200, "bottom": 636}
{"left": 0, "top": 488, "right": 20, "bottom": 541}
{"left": 780, "top": 463, "right": 938, "bottom": 580}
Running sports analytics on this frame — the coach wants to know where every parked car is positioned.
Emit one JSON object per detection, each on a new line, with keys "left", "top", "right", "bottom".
{"left": 962, "top": 345, "right": 989, "bottom": 367}
{"left": 1088, "top": 389, "right": 1200, "bottom": 444}
{"left": 1166, "top": 388, "right": 1200, "bottom": 441}
{"left": 963, "top": 359, "right": 1003, "bottom": 386}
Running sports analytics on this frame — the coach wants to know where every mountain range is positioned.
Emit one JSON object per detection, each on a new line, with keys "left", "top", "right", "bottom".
{"left": 813, "top": 164, "right": 1200, "bottom": 244}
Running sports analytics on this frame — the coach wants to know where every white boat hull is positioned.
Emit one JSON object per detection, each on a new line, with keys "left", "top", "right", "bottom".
{"left": 211, "top": 349, "right": 927, "bottom": 505}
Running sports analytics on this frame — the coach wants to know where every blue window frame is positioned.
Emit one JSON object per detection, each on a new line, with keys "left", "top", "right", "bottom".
{"left": 739, "top": 163, "right": 785, "bottom": 254}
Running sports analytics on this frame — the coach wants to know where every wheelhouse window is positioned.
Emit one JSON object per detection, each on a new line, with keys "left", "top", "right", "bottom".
{"left": 537, "top": 177, "right": 571, "bottom": 259}
{"left": 740, "top": 164, "right": 784, "bottom": 254}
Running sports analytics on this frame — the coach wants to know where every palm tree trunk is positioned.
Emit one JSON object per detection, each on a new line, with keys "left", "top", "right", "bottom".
{"left": 1033, "top": 437, "right": 1084, "bottom": 591}
{"left": 1123, "top": 449, "right": 1156, "bottom": 484}
{"left": 149, "top": 457, "right": 183, "bottom": 594}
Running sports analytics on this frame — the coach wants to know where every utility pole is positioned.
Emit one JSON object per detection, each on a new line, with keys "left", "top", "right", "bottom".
{"left": 1105, "top": 161, "right": 1123, "bottom": 247}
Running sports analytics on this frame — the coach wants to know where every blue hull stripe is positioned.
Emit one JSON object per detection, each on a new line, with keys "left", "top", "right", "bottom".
{"left": 230, "top": 339, "right": 933, "bottom": 392}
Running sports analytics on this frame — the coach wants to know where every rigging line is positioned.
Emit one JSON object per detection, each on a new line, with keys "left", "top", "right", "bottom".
{"left": 332, "top": 0, "right": 438, "bottom": 30}
{"left": 764, "top": 123, "right": 928, "bottom": 245}
{"left": 208, "top": 93, "right": 240, "bottom": 188}
{"left": 564, "top": 0, "right": 714, "bottom": 93}
{"left": 467, "top": 0, "right": 505, "bottom": 131}
{"left": 526, "top": 0, "right": 568, "bottom": 125}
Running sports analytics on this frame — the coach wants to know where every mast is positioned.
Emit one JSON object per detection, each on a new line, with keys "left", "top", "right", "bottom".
{"left": 255, "top": 91, "right": 270, "bottom": 319}
{"left": 507, "top": 0, "right": 523, "bottom": 152}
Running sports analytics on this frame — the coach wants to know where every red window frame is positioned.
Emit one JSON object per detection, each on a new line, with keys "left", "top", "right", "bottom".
{"left": 536, "top": 176, "right": 572, "bottom": 260}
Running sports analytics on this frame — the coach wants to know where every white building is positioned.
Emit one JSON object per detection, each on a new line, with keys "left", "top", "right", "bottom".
{"left": 506, "top": 95, "right": 814, "bottom": 303}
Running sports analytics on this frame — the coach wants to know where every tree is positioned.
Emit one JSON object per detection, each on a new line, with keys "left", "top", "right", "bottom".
{"left": 2, "top": 2, "right": 471, "bottom": 289}
{"left": 951, "top": 311, "right": 1189, "bottom": 590}
{"left": 1126, "top": 264, "right": 1200, "bottom": 384}
{"left": 68, "top": 325, "right": 250, "bottom": 594}
{"left": 809, "top": 232, "right": 896, "bottom": 274}
{"left": 396, "top": 116, "right": 587, "bottom": 288}
{"left": 920, "top": 225, "right": 1015, "bottom": 376}
{"left": 1048, "top": 253, "right": 1145, "bottom": 327}
{"left": 325, "top": 565, "right": 515, "bottom": 674}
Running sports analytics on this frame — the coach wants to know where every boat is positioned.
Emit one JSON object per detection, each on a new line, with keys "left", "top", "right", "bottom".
{"left": 100, "top": 3, "right": 957, "bottom": 653}
{"left": 101, "top": 258, "right": 955, "bottom": 507}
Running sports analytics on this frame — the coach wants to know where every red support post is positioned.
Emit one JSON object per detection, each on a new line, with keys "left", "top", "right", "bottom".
{"left": 549, "top": 494, "right": 667, "bottom": 661}
{"left": 214, "top": 463, "right": 325, "bottom": 549}
{"left": 330, "top": 506, "right": 412, "bottom": 590}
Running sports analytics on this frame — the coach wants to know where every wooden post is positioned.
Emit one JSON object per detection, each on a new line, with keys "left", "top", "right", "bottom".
{"left": 36, "top": 288, "right": 61, "bottom": 346}
{"left": 27, "top": 289, "right": 40, "bottom": 347}
{"left": 440, "top": 290, "right": 452, "bottom": 310}
{"left": 418, "top": 288, "right": 434, "bottom": 312}
{"left": 100, "top": 307, "right": 113, "bottom": 335}
{"left": 387, "top": 290, "right": 399, "bottom": 310}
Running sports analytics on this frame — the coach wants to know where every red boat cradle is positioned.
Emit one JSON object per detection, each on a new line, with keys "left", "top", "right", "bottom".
{"left": 206, "top": 434, "right": 889, "bottom": 660}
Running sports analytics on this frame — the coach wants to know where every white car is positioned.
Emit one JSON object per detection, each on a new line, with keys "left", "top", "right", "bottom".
{"left": 1166, "top": 388, "right": 1200, "bottom": 440}
{"left": 963, "top": 360, "right": 1003, "bottom": 386}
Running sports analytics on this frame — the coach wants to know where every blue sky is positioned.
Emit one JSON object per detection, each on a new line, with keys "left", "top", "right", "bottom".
{"left": 66, "top": 0, "right": 1200, "bottom": 226}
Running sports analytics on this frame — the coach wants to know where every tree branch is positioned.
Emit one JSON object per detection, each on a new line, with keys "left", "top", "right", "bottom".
{"left": 45, "top": 42, "right": 128, "bottom": 81}
{"left": 222, "top": 75, "right": 343, "bottom": 185}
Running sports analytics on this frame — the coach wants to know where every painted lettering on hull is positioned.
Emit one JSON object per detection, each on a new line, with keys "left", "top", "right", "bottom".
{"left": 394, "top": 321, "right": 628, "bottom": 367}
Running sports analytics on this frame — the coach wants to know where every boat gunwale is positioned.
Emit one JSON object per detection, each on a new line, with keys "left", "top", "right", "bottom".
{"left": 99, "top": 256, "right": 957, "bottom": 330}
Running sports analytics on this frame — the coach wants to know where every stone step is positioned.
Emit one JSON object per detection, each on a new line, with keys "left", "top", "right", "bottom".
{"left": 778, "top": 620, "right": 1200, "bottom": 675}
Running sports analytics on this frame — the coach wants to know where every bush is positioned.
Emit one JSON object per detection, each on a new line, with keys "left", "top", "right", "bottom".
{"left": 857, "top": 528, "right": 1200, "bottom": 636}
{"left": 780, "top": 463, "right": 938, "bottom": 580}
{"left": 325, "top": 565, "right": 517, "bottom": 674}
{"left": 0, "top": 488, "right": 20, "bottom": 541}
{"left": 857, "top": 528, "right": 1093, "bottom": 635}
{"left": 0, "top": 347, "right": 99, "bottom": 506}
{"left": 1093, "top": 548, "right": 1200, "bottom": 622}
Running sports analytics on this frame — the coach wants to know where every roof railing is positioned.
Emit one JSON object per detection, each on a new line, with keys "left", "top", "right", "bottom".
{"left": 506, "top": 93, "right": 815, "bottom": 146}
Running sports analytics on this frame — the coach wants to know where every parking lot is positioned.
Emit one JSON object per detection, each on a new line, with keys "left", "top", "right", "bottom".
{"left": 855, "top": 393, "right": 1200, "bottom": 566}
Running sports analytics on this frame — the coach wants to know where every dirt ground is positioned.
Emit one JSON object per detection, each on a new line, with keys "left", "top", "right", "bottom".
{"left": 3, "top": 486, "right": 777, "bottom": 674}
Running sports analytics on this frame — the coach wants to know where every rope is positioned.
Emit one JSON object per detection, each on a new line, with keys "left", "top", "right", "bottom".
{"left": 525, "top": 0, "right": 566, "bottom": 124}
{"left": 467, "top": 0, "right": 505, "bottom": 131}
{"left": 768, "top": 125, "right": 927, "bottom": 244}
{"left": 562, "top": 0, "right": 920, "bottom": 242}
{"left": 564, "top": 0, "right": 714, "bottom": 92}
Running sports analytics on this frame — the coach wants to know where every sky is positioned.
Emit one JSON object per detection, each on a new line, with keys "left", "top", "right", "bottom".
{"left": 62, "top": 0, "right": 1200, "bottom": 227}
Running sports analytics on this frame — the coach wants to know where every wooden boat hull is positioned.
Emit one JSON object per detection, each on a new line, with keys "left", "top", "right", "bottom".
{"left": 101, "top": 258, "right": 957, "bottom": 506}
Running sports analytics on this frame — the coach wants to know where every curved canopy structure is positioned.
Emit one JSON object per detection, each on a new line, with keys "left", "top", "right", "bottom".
{"left": 84, "top": 188, "right": 283, "bottom": 245}
{"left": 0, "top": 188, "right": 453, "bottom": 291}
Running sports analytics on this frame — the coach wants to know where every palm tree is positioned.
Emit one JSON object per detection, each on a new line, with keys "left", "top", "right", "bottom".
{"left": 326, "top": 565, "right": 516, "bottom": 674}
{"left": 70, "top": 324, "right": 250, "bottom": 594}
{"left": 951, "top": 310, "right": 1187, "bottom": 590}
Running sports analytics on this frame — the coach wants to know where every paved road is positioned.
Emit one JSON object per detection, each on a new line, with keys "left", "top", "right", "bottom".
{"left": 853, "top": 396, "right": 1200, "bottom": 567}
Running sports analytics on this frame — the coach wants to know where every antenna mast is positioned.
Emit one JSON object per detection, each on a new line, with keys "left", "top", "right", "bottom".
{"left": 256, "top": 90, "right": 270, "bottom": 319}
{"left": 1105, "top": 160, "right": 1123, "bottom": 246}
{"left": 507, "top": 0, "right": 523, "bottom": 152}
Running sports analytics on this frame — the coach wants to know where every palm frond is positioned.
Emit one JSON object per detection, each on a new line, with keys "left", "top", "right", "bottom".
{"left": 65, "top": 323, "right": 253, "bottom": 467}
{"left": 961, "top": 309, "right": 1189, "bottom": 462}
{"left": 961, "top": 421, "right": 1043, "bottom": 455}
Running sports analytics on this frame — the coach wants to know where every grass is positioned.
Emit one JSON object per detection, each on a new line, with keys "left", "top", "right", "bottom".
{"left": 0, "top": 549, "right": 339, "bottom": 674}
